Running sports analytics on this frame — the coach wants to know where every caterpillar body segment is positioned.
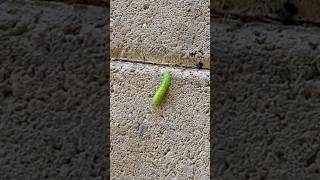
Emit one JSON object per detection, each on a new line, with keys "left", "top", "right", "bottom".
{"left": 152, "top": 70, "right": 172, "bottom": 106}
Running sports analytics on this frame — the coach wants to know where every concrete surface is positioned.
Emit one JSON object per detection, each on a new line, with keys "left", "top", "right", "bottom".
{"left": 111, "top": 0, "right": 210, "bottom": 69}
{"left": 211, "top": 16, "right": 320, "bottom": 179}
{"left": 0, "top": 1, "right": 109, "bottom": 179}
{"left": 211, "top": 0, "right": 320, "bottom": 24}
{"left": 110, "top": 61, "right": 210, "bottom": 179}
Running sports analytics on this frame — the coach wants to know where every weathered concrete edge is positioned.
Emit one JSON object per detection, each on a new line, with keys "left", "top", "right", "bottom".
{"left": 110, "top": 60, "right": 210, "bottom": 85}
{"left": 111, "top": 47, "right": 210, "bottom": 70}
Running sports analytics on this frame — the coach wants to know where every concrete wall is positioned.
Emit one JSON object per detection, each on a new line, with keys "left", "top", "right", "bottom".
{"left": 212, "top": 11, "right": 320, "bottom": 179}
{"left": 111, "top": 0, "right": 210, "bottom": 69}
{"left": 111, "top": 61, "right": 209, "bottom": 179}
{"left": 4, "top": 0, "right": 319, "bottom": 179}
{"left": 0, "top": 1, "right": 109, "bottom": 179}
{"left": 211, "top": 1, "right": 320, "bottom": 178}
{"left": 110, "top": 0, "right": 210, "bottom": 179}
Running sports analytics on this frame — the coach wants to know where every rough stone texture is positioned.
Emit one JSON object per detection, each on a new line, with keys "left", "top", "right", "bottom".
{"left": 211, "top": 0, "right": 320, "bottom": 24}
{"left": 111, "top": 61, "right": 210, "bottom": 179}
{"left": 0, "top": 1, "right": 109, "bottom": 179}
{"left": 111, "top": 0, "right": 210, "bottom": 69}
{"left": 212, "top": 17, "right": 320, "bottom": 179}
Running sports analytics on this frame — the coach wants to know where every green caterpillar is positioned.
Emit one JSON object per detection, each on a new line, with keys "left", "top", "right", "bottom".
{"left": 152, "top": 70, "right": 172, "bottom": 106}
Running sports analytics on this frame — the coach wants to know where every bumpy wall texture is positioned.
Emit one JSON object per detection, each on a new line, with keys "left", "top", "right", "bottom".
{"left": 212, "top": 14, "right": 320, "bottom": 179}
{"left": 0, "top": 1, "right": 109, "bottom": 179}
{"left": 111, "top": 61, "right": 210, "bottom": 179}
{"left": 111, "top": 0, "right": 210, "bottom": 69}
{"left": 110, "top": 0, "right": 211, "bottom": 179}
